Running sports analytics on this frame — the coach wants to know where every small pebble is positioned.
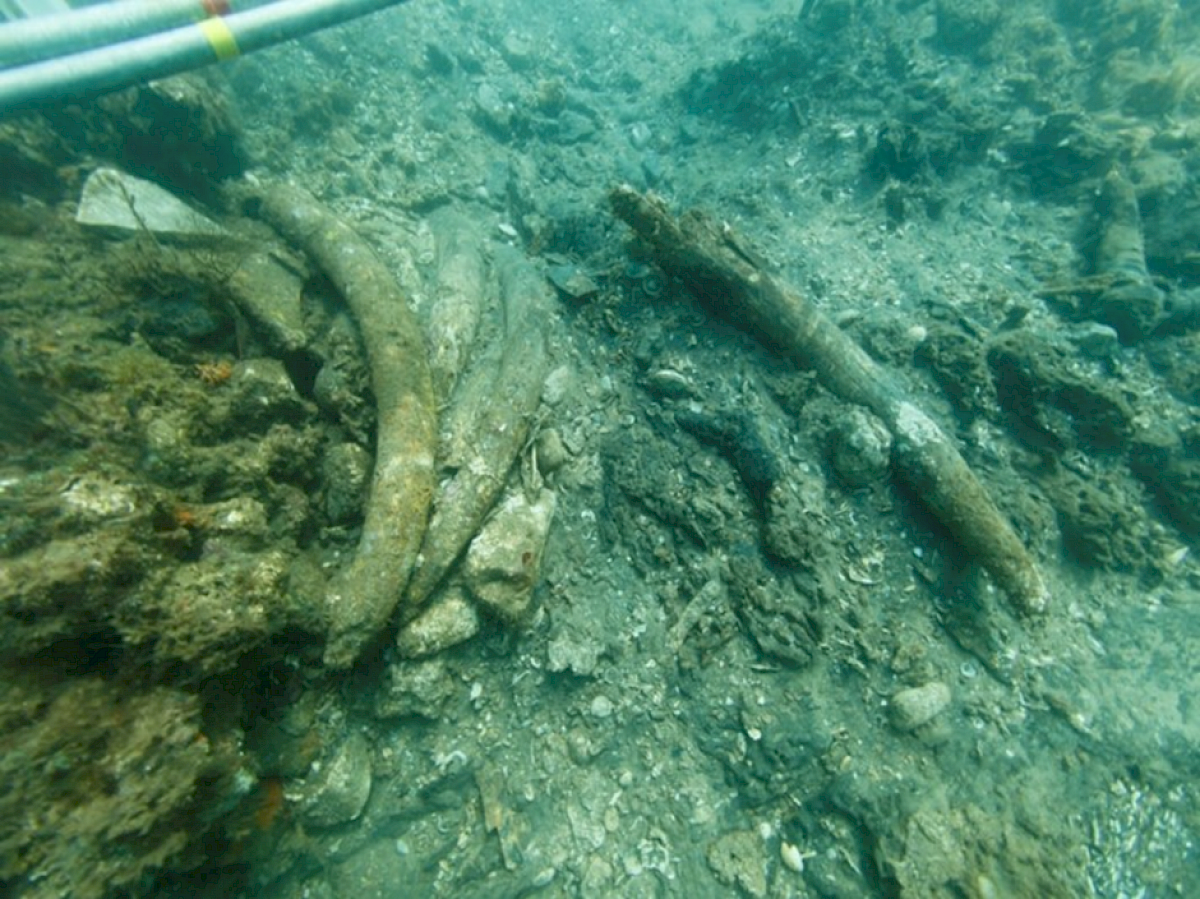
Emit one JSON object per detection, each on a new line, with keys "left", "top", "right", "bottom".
{"left": 590, "top": 695, "right": 615, "bottom": 719}
{"left": 889, "top": 681, "right": 951, "bottom": 732}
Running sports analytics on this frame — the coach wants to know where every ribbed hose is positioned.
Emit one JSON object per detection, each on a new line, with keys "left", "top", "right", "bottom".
{"left": 0, "top": 0, "right": 409, "bottom": 115}
{"left": 0, "top": 0, "right": 276, "bottom": 68}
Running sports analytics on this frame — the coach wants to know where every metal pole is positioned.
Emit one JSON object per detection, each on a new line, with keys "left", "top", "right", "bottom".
{"left": 0, "top": 0, "right": 276, "bottom": 68}
{"left": 0, "top": 0, "right": 410, "bottom": 116}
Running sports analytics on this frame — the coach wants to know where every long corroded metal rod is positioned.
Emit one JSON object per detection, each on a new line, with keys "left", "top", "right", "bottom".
{"left": 261, "top": 183, "right": 436, "bottom": 667}
{"left": 610, "top": 185, "right": 1049, "bottom": 616}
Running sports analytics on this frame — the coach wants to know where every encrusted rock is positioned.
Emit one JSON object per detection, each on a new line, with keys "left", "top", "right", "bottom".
{"left": 535, "top": 428, "right": 570, "bottom": 476}
{"left": 375, "top": 658, "right": 457, "bottom": 719}
{"left": 192, "top": 496, "right": 271, "bottom": 553}
{"left": 706, "top": 830, "right": 768, "bottom": 898}
{"left": 228, "top": 252, "right": 307, "bottom": 354}
{"left": 889, "top": 681, "right": 952, "bottom": 732}
{"left": 301, "top": 732, "right": 372, "bottom": 828}
{"left": 143, "top": 550, "right": 293, "bottom": 674}
{"left": 323, "top": 442, "right": 372, "bottom": 525}
{"left": 546, "top": 632, "right": 602, "bottom": 677}
{"left": 463, "top": 487, "right": 556, "bottom": 624}
{"left": 229, "top": 358, "right": 310, "bottom": 426}
{"left": 829, "top": 408, "right": 892, "bottom": 488}
{"left": 58, "top": 473, "right": 140, "bottom": 524}
{"left": 763, "top": 470, "right": 834, "bottom": 569}
{"left": 143, "top": 413, "right": 193, "bottom": 479}
{"left": 396, "top": 586, "right": 480, "bottom": 658}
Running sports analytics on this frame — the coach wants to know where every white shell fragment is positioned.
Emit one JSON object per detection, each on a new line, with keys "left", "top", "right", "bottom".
{"left": 76, "top": 167, "right": 226, "bottom": 236}
{"left": 780, "top": 841, "right": 806, "bottom": 873}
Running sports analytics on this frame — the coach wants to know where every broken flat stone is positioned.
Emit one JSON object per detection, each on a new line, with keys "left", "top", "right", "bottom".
{"left": 76, "top": 167, "right": 226, "bottom": 236}
{"left": 547, "top": 261, "right": 598, "bottom": 301}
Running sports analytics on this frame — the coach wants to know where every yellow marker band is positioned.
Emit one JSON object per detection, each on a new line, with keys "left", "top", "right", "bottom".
{"left": 198, "top": 18, "right": 240, "bottom": 61}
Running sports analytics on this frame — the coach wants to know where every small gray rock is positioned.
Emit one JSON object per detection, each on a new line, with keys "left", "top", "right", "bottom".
{"left": 396, "top": 586, "right": 480, "bottom": 658}
{"left": 475, "top": 82, "right": 512, "bottom": 136}
{"left": 535, "top": 428, "right": 570, "bottom": 476}
{"left": 707, "top": 830, "right": 768, "bottom": 898}
{"left": 1072, "top": 322, "right": 1120, "bottom": 361}
{"left": 547, "top": 632, "right": 602, "bottom": 676}
{"left": 889, "top": 681, "right": 952, "bottom": 732}
{"left": 464, "top": 488, "right": 556, "bottom": 624}
{"left": 229, "top": 358, "right": 309, "bottom": 426}
{"left": 76, "top": 167, "right": 225, "bottom": 236}
{"left": 376, "top": 657, "right": 456, "bottom": 719}
{"left": 323, "top": 442, "right": 372, "bottom": 525}
{"left": 547, "top": 262, "right": 599, "bottom": 301}
{"left": 301, "top": 732, "right": 372, "bottom": 828}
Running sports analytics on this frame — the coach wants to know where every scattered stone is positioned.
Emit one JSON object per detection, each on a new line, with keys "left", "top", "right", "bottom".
{"left": 376, "top": 657, "right": 457, "bottom": 719}
{"left": 829, "top": 408, "right": 892, "bottom": 488}
{"left": 1072, "top": 323, "right": 1120, "bottom": 361}
{"left": 780, "top": 841, "right": 808, "bottom": 873}
{"left": 643, "top": 367, "right": 698, "bottom": 400}
{"left": 323, "top": 442, "right": 372, "bottom": 525}
{"left": 547, "top": 261, "right": 599, "bottom": 301}
{"left": 629, "top": 122, "right": 653, "bottom": 150}
{"left": 542, "top": 364, "right": 574, "bottom": 406}
{"left": 547, "top": 632, "right": 603, "bottom": 677}
{"left": 706, "top": 829, "right": 768, "bottom": 898}
{"left": 535, "top": 428, "right": 570, "bottom": 476}
{"left": 197, "top": 496, "right": 270, "bottom": 551}
{"left": 554, "top": 110, "right": 596, "bottom": 144}
{"left": 499, "top": 31, "right": 537, "bottom": 70}
{"left": 889, "top": 681, "right": 952, "bottom": 732}
{"left": 142, "top": 415, "right": 192, "bottom": 480}
{"left": 396, "top": 586, "right": 481, "bottom": 658}
{"left": 475, "top": 82, "right": 513, "bottom": 137}
{"left": 301, "top": 732, "right": 372, "bottom": 828}
{"left": 463, "top": 487, "right": 556, "bottom": 624}
{"left": 229, "top": 358, "right": 310, "bottom": 427}
{"left": 589, "top": 695, "right": 615, "bottom": 720}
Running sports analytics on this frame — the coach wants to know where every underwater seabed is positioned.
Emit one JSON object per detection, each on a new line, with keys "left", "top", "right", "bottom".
{"left": 2, "top": 0, "right": 1200, "bottom": 897}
